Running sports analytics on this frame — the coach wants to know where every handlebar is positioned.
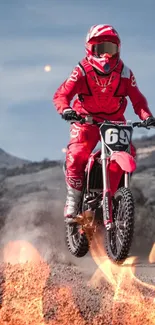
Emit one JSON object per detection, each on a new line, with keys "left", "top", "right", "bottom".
{"left": 67, "top": 113, "right": 155, "bottom": 129}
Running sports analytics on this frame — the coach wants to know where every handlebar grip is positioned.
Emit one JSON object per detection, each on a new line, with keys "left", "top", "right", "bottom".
{"left": 133, "top": 121, "right": 148, "bottom": 128}
{"left": 133, "top": 122, "right": 141, "bottom": 127}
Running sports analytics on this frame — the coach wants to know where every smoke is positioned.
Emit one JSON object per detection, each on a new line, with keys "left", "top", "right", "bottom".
{"left": 0, "top": 196, "right": 76, "bottom": 264}
{"left": 0, "top": 166, "right": 80, "bottom": 266}
{"left": 130, "top": 183, "right": 155, "bottom": 257}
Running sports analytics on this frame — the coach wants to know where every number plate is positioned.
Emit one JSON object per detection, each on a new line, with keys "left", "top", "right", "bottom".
{"left": 100, "top": 123, "right": 133, "bottom": 151}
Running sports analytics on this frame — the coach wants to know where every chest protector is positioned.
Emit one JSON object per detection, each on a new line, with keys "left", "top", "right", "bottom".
{"left": 78, "top": 58, "right": 124, "bottom": 115}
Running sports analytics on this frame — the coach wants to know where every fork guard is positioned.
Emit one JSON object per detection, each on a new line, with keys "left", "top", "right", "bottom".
{"left": 110, "top": 151, "right": 136, "bottom": 173}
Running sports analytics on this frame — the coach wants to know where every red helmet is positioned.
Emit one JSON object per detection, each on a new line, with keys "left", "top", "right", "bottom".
{"left": 85, "top": 24, "right": 121, "bottom": 74}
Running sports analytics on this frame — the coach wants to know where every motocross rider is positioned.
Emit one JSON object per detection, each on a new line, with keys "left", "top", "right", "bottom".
{"left": 53, "top": 24, "right": 155, "bottom": 222}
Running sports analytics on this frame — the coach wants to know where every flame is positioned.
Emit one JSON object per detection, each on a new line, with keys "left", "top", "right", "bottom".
{"left": 112, "top": 260, "right": 155, "bottom": 324}
{"left": 89, "top": 230, "right": 118, "bottom": 288}
{"left": 149, "top": 243, "right": 155, "bottom": 263}
{"left": 1, "top": 236, "right": 155, "bottom": 324}
{"left": 1, "top": 240, "right": 50, "bottom": 324}
{"left": 3, "top": 240, "right": 42, "bottom": 264}
{"left": 0, "top": 241, "right": 87, "bottom": 325}
{"left": 90, "top": 231, "right": 155, "bottom": 324}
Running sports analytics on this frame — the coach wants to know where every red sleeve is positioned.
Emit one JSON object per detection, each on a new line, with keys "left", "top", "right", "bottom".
{"left": 53, "top": 65, "right": 83, "bottom": 114}
{"left": 127, "top": 70, "right": 152, "bottom": 120}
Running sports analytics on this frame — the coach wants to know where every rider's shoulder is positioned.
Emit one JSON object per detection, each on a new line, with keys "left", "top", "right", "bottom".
{"left": 121, "top": 61, "right": 132, "bottom": 79}
{"left": 67, "top": 60, "right": 85, "bottom": 82}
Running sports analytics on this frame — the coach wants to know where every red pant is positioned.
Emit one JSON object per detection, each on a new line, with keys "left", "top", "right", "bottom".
{"left": 66, "top": 123, "right": 136, "bottom": 191}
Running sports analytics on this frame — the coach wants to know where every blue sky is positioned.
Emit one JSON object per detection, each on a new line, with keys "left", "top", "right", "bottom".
{"left": 0, "top": 0, "right": 155, "bottom": 161}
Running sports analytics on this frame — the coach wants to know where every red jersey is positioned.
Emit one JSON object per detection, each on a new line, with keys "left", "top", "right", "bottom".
{"left": 53, "top": 58, "right": 152, "bottom": 122}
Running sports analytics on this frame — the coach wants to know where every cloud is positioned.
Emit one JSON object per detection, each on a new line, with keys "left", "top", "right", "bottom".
{"left": 0, "top": 36, "right": 84, "bottom": 106}
{"left": 0, "top": 35, "right": 155, "bottom": 109}
{"left": 26, "top": 2, "right": 96, "bottom": 27}
{"left": 1, "top": 1, "right": 154, "bottom": 110}
{"left": 0, "top": 0, "right": 155, "bottom": 160}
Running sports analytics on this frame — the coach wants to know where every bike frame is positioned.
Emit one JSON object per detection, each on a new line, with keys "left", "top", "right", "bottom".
{"left": 85, "top": 121, "right": 137, "bottom": 229}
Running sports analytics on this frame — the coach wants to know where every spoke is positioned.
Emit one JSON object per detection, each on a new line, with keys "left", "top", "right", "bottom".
{"left": 118, "top": 220, "right": 126, "bottom": 229}
{"left": 110, "top": 230, "right": 117, "bottom": 253}
{"left": 117, "top": 226, "right": 124, "bottom": 240}
{"left": 116, "top": 231, "right": 123, "bottom": 248}
{"left": 115, "top": 200, "right": 125, "bottom": 251}
{"left": 117, "top": 199, "right": 125, "bottom": 220}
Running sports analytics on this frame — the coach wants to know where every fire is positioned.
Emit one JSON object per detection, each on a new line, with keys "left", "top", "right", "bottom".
{"left": 149, "top": 243, "right": 155, "bottom": 263}
{"left": 90, "top": 231, "right": 155, "bottom": 324}
{"left": 89, "top": 230, "right": 118, "bottom": 288}
{"left": 112, "top": 263, "right": 155, "bottom": 324}
{"left": 1, "top": 240, "right": 50, "bottom": 325}
{"left": 3, "top": 240, "right": 42, "bottom": 264}
{"left": 0, "top": 241, "right": 87, "bottom": 325}
{"left": 1, "top": 236, "right": 155, "bottom": 324}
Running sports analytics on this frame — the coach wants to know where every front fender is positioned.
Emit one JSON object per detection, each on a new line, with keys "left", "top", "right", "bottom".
{"left": 110, "top": 151, "right": 136, "bottom": 173}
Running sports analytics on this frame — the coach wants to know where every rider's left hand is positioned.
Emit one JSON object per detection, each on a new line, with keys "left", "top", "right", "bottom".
{"left": 143, "top": 116, "right": 155, "bottom": 126}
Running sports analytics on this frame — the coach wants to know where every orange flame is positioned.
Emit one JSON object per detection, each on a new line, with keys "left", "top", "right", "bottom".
{"left": 1, "top": 236, "right": 155, "bottom": 324}
{"left": 90, "top": 231, "right": 155, "bottom": 324}
{"left": 3, "top": 240, "right": 42, "bottom": 264}
{"left": 149, "top": 243, "right": 155, "bottom": 263}
{"left": 1, "top": 240, "right": 50, "bottom": 324}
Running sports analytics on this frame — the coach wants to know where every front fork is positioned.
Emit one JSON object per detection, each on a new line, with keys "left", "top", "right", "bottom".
{"left": 101, "top": 139, "right": 131, "bottom": 230}
{"left": 125, "top": 172, "right": 130, "bottom": 187}
{"left": 101, "top": 138, "right": 113, "bottom": 230}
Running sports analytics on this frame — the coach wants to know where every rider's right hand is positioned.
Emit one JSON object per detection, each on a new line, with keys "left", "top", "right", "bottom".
{"left": 61, "top": 108, "right": 78, "bottom": 121}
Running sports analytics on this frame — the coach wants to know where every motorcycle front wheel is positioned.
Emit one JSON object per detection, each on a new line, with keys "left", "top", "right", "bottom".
{"left": 105, "top": 187, "right": 135, "bottom": 263}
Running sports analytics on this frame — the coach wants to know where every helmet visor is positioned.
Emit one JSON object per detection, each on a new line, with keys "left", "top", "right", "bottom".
{"left": 93, "top": 42, "right": 118, "bottom": 57}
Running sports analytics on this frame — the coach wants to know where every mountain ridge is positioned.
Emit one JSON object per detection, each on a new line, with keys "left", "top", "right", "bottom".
{"left": 0, "top": 132, "right": 155, "bottom": 172}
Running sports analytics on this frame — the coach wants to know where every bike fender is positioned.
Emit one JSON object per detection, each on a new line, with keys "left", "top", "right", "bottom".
{"left": 110, "top": 151, "right": 136, "bottom": 173}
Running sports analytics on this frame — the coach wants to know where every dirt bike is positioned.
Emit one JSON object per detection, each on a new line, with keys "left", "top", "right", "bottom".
{"left": 63, "top": 113, "right": 152, "bottom": 263}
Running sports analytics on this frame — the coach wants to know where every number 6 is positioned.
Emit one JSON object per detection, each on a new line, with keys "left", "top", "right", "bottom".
{"left": 105, "top": 128, "right": 119, "bottom": 144}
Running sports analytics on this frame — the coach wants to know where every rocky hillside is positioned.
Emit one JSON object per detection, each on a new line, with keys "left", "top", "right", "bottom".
{"left": 134, "top": 135, "right": 155, "bottom": 172}
{"left": 0, "top": 131, "right": 154, "bottom": 172}
{"left": 0, "top": 148, "right": 30, "bottom": 169}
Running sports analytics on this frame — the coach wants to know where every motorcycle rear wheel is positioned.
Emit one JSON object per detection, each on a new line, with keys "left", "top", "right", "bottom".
{"left": 65, "top": 185, "right": 91, "bottom": 258}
